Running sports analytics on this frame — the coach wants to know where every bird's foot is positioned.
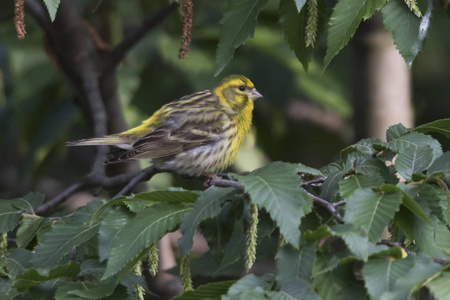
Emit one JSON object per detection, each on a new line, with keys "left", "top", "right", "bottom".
{"left": 203, "top": 173, "right": 222, "bottom": 187}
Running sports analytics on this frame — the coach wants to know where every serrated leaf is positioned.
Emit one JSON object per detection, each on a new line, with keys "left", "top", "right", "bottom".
{"left": 294, "top": 0, "right": 308, "bottom": 11}
{"left": 173, "top": 280, "right": 236, "bottom": 300}
{"left": 98, "top": 208, "right": 133, "bottom": 262}
{"left": 69, "top": 277, "right": 117, "bottom": 299}
{"left": 339, "top": 175, "right": 384, "bottom": 198}
{"left": 222, "top": 273, "right": 275, "bottom": 300}
{"left": 215, "top": 0, "right": 269, "bottom": 75}
{"left": 354, "top": 138, "right": 384, "bottom": 156}
{"left": 344, "top": 186, "right": 402, "bottom": 242}
{"left": 16, "top": 215, "right": 43, "bottom": 247}
{"left": 324, "top": 0, "right": 387, "bottom": 69}
{"left": 178, "top": 187, "right": 236, "bottom": 256}
{"left": 5, "top": 248, "right": 32, "bottom": 276}
{"left": 400, "top": 188, "right": 430, "bottom": 223}
{"left": 387, "top": 132, "right": 443, "bottom": 161}
{"left": 43, "top": 0, "right": 60, "bottom": 22}
{"left": 54, "top": 281, "right": 85, "bottom": 300}
{"left": 381, "top": 255, "right": 442, "bottom": 300}
{"left": 297, "top": 163, "right": 323, "bottom": 176}
{"left": 276, "top": 243, "right": 316, "bottom": 285}
{"left": 235, "top": 162, "right": 313, "bottom": 248}
{"left": 31, "top": 201, "right": 103, "bottom": 268}
{"left": 414, "top": 118, "right": 450, "bottom": 139}
{"left": 330, "top": 224, "right": 374, "bottom": 261}
{"left": 1, "top": 192, "right": 44, "bottom": 214}
{"left": 395, "top": 145, "right": 434, "bottom": 180}
{"left": 382, "top": 0, "right": 429, "bottom": 67}
{"left": 13, "top": 261, "right": 80, "bottom": 290}
{"left": 103, "top": 202, "right": 190, "bottom": 279}
{"left": 313, "top": 263, "right": 354, "bottom": 300}
{"left": 279, "top": 0, "right": 314, "bottom": 70}
{"left": 427, "top": 272, "right": 450, "bottom": 300}
{"left": 362, "top": 257, "right": 414, "bottom": 300}
{"left": 0, "top": 205, "right": 22, "bottom": 232}
{"left": 386, "top": 124, "right": 410, "bottom": 142}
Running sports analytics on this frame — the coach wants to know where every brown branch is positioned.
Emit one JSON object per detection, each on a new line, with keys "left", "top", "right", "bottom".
{"left": 109, "top": 2, "right": 178, "bottom": 67}
{"left": 178, "top": 0, "right": 193, "bottom": 59}
{"left": 15, "top": 0, "right": 26, "bottom": 39}
{"left": 378, "top": 239, "right": 449, "bottom": 265}
{"left": 307, "top": 192, "right": 344, "bottom": 223}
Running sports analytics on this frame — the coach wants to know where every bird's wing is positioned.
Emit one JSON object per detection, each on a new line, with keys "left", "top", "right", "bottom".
{"left": 105, "top": 109, "right": 228, "bottom": 164}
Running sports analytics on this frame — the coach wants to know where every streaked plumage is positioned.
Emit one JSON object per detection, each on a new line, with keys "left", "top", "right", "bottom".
{"left": 67, "top": 75, "right": 262, "bottom": 176}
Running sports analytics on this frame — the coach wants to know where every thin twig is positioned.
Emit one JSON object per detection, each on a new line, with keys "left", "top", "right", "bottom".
{"left": 378, "top": 239, "right": 449, "bottom": 265}
{"left": 36, "top": 181, "right": 87, "bottom": 215}
{"left": 114, "top": 165, "right": 161, "bottom": 198}
{"left": 109, "top": 2, "right": 178, "bottom": 66}
{"left": 301, "top": 176, "right": 326, "bottom": 187}
{"left": 307, "top": 192, "right": 344, "bottom": 223}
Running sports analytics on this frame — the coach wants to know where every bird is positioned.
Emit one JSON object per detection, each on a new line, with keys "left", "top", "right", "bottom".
{"left": 67, "top": 75, "right": 262, "bottom": 177}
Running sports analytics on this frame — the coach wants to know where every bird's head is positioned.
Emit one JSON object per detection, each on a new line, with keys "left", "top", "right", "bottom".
{"left": 213, "top": 75, "right": 262, "bottom": 112}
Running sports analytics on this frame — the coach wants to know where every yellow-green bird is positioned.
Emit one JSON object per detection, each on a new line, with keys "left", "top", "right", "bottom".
{"left": 67, "top": 75, "right": 262, "bottom": 177}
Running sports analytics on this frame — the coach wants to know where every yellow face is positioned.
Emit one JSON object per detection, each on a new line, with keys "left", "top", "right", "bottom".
{"left": 214, "top": 75, "right": 263, "bottom": 111}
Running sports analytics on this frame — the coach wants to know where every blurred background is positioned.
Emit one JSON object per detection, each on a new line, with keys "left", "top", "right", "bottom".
{"left": 0, "top": 0, "right": 449, "bottom": 200}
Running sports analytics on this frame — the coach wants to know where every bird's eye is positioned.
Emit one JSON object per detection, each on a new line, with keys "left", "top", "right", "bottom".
{"left": 238, "top": 85, "right": 245, "bottom": 91}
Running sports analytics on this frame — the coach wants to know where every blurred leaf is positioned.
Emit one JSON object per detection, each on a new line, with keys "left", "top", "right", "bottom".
{"left": 428, "top": 152, "right": 450, "bottom": 179}
{"left": 325, "top": 0, "right": 387, "bottom": 68}
{"left": 178, "top": 187, "right": 237, "bottom": 256}
{"left": 414, "top": 118, "right": 450, "bottom": 139}
{"left": 103, "top": 202, "right": 191, "bottom": 279}
{"left": 16, "top": 214, "right": 43, "bottom": 247}
{"left": 339, "top": 175, "right": 384, "bottom": 198}
{"left": 69, "top": 277, "right": 118, "bottom": 299}
{"left": 215, "top": 0, "right": 269, "bottom": 75}
{"left": 276, "top": 243, "right": 316, "bottom": 285}
{"left": 235, "top": 162, "right": 313, "bottom": 248}
{"left": 222, "top": 274, "right": 274, "bottom": 300}
{"left": 173, "top": 280, "right": 236, "bottom": 300}
{"left": 427, "top": 271, "right": 450, "bottom": 300}
{"left": 5, "top": 248, "right": 32, "bottom": 276}
{"left": 344, "top": 186, "right": 402, "bottom": 242}
{"left": 294, "top": 0, "right": 308, "bottom": 11}
{"left": 31, "top": 201, "right": 103, "bottom": 268}
{"left": 13, "top": 261, "right": 80, "bottom": 290}
{"left": 0, "top": 205, "right": 21, "bottom": 232}
{"left": 330, "top": 224, "right": 375, "bottom": 261}
{"left": 279, "top": 279, "right": 320, "bottom": 300}
{"left": 394, "top": 145, "right": 434, "bottom": 180}
{"left": 381, "top": 255, "right": 442, "bottom": 300}
{"left": 382, "top": 0, "right": 429, "bottom": 67}
{"left": 297, "top": 163, "right": 324, "bottom": 176}
{"left": 214, "top": 221, "right": 246, "bottom": 275}
{"left": 362, "top": 256, "right": 415, "bottom": 300}
{"left": 400, "top": 188, "right": 430, "bottom": 223}
{"left": 43, "top": 0, "right": 61, "bottom": 22}
{"left": 386, "top": 123, "right": 410, "bottom": 142}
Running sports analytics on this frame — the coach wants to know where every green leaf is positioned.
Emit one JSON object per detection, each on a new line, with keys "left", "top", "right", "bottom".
{"left": 414, "top": 118, "right": 450, "bottom": 139}
{"left": 98, "top": 208, "right": 133, "bottom": 262}
{"left": 400, "top": 188, "right": 430, "bottom": 223}
{"left": 339, "top": 175, "right": 384, "bottom": 198}
{"left": 13, "top": 261, "right": 80, "bottom": 290}
{"left": 0, "top": 205, "right": 21, "bottom": 232}
{"left": 178, "top": 187, "right": 237, "bottom": 256}
{"left": 43, "top": 0, "right": 60, "bottom": 22}
{"left": 324, "top": 0, "right": 387, "bottom": 69}
{"left": 276, "top": 243, "right": 316, "bottom": 285}
{"left": 428, "top": 152, "right": 450, "bottom": 179}
{"left": 279, "top": 0, "right": 314, "bottom": 70}
{"left": 428, "top": 272, "right": 450, "bottom": 300}
{"left": 215, "top": 0, "right": 269, "bottom": 75}
{"left": 69, "top": 277, "right": 118, "bottom": 299}
{"left": 214, "top": 221, "right": 246, "bottom": 274}
{"left": 381, "top": 255, "right": 442, "bottom": 300}
{"left": 354, "top": 138, "right": 384, "bottom": 156}
{"left": 320, "top": 169, "right": 346, "bottom": 201}
{"left": 31, "top": 201, "right": 103, "bottom": 268}
{"left": 386, "top": 124, "right": 410, "bottom": 142}
{"left": 280, "top": 279, "right": 321, "bottom": 300}
{"left": 387, "top": 132, "right": 443, "bottom": 162}
{"left": 103, "top": 202, "right": 191, "bottom": 279}
{"left": 16, "top": 214, "right": 43, "bottom": 247}
{"left": 344, "top": 186, "right": 402, "bottom": 242}
{"left": 222, "top": 274, "right": 275, "bottom": 300}
{"left": 362, "top": 256, "right": 414, "bottom": 300}
{"left": 173, "top": 280, "right": 236, "bottom": 300}
{"left": 5, "top": 248, "right": 32, "bottom": 276}
{"left": 382, "top": 0, "right": 429, "bottom": 67}
{"left": 235, "top": 162, "right": 313, "bottom": 248}
{"left": 1, "top": 192, "right": 44, "bottom": 214}
{"left": 395, "top": 145, "right": 434, "bottom": 180}
{"left": 297, "top": 163, "right": 323, "bottom": 176}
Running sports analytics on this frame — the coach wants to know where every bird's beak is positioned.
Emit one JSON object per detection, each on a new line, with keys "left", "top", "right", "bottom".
{"left": 249, "top": 89, "right": 263, "bottom": 101}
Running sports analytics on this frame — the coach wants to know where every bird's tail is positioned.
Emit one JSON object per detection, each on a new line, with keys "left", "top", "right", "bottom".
{"left": 66, "top": 136, "right": 131, "bottom": 149}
